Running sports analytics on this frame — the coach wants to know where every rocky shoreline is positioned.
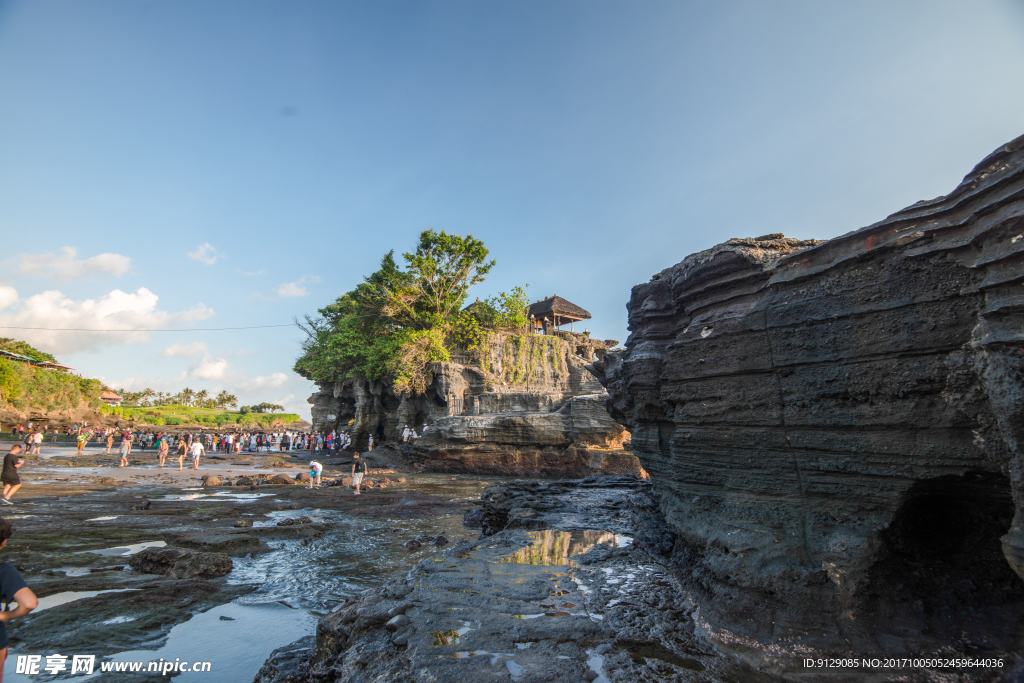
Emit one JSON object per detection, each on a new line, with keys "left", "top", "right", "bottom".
{"left": 253, "top": 476, "right": 791, "bottom": 683}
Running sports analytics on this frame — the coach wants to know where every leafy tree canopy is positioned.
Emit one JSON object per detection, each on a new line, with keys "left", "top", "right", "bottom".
{"left": 295, "top": 230, "right": 528, "bottom": 394}
{"left": 0, "top": 338, "right": 57, "bottom": 364}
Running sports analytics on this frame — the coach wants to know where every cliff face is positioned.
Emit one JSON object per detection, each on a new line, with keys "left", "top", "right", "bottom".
{"left": 599, "top": 136, "right": 1024, "bottom": 663}
{"left": 309, "top": 330, "right": 640, "bottom": 476}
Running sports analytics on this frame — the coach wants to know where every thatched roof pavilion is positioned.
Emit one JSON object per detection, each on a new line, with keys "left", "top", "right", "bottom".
{"left": 527, "top": 295, "right": 591, "bottom": 333}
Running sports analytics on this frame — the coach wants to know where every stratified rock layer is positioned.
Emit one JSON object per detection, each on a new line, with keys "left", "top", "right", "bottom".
{"left": 599, "top": 136, "right": 1024, "bottom": 664}
{"left": 408, "top": 393, "right": 642, "bottom": 476}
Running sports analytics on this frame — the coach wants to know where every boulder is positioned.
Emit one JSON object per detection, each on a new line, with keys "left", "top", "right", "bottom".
{"left": 599, "top": 135, "right": 1024, "bottom": 661}
{"left": 200, "top": 475, "right": 223, "bottom": 487}
{"left": 267, "top": 474, "right": 295, "bottom": 485}
{"left": 128, "top": 547, "right": 232, "bottom": 579}
{"left": 294, "top": 473, "right": 311, "bottom": 484}
{"left": 235, "top": 476, "right": 256, "bottom": 487}
{"left": 233, "top": 519, "right": 253, "bottom": 528}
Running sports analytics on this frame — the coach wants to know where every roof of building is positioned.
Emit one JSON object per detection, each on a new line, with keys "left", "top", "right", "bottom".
{"left": 36, "top": 361, "right": 75, "bottom": 371}
{"left": 0, "top": 350, "right": 38, "bottom": 363}
{"left": 527, "top": 295, "right": 592, "bottom": 322}
{"left": 100, "top": 390, "right": 123, "bottom": 401}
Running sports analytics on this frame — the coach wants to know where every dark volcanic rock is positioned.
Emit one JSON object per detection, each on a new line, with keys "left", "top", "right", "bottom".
{"left": 599, "top": 135, "right": 1024, "bottom": 663}
{"left": 161, "top": 531, "right": 264, "bottom": 555}
{"left": 128, "top": 547, "right": 232, "bottom": 579}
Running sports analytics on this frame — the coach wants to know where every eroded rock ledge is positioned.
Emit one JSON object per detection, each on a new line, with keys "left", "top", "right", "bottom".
{"left": 596, "top": 135, "right": 1024, "bottom": 664}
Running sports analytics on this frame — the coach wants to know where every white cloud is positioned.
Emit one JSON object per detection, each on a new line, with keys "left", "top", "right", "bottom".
{"left": 0, "top": 286, "right": 17, "bottom": 311}
{"left": 238, "top": 372, "right": 290, "bottom": 391}
{"left": 274, "top": 280, "right": 308, "bottom": 298}
{"left": 189, "top": 356, "right": 229, "bottom": 380}
{"left": 188, "top": 243, "right": 223, "bottom": 265}
{"left": 3, "top": 247, "right": 131, "bottom": 281}
{"left": 162, "top": 342, "right": 209, "bottom": 358}
{"left": 0, "top": 286, "right": 214, "bottom": 354}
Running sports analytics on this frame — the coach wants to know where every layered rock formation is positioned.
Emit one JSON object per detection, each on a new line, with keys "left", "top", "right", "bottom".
{"left": 309, "top": 330, "right": 641, "bottom": 476}
{"left": 598, "top": 135, "right": 1024, "bottom": 664}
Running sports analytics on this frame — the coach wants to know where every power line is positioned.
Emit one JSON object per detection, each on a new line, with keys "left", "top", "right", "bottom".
{"left": 0, "top": 324, "right": 295, "bottom": 332}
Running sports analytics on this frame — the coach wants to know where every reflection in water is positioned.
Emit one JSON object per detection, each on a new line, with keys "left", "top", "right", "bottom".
{"left": 498, "top": 530, "right": 622, "bottom": 566}
{"left": 431, "top": 629, "right": 462, "bottom": 646}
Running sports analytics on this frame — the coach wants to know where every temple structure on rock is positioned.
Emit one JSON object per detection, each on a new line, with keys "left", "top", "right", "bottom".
{"left": 527, "top": 295, "right": 591, "bottom": 335}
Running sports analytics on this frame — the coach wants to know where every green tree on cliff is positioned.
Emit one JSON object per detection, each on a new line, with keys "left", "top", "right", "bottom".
{"left": 295, "top": 230, "right": 526, "bottom": 395}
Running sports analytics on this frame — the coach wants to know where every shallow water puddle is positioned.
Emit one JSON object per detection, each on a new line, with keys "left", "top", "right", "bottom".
{"left": 586, "top": 649, "right": 611, "bottom": 683}
{"left": 81, "top": 541, "right": 166, "bottom": 557}
{"left": 496, "top": 530, "right": 632, "bottom": 566}
{"left": 86, "top": 516, "right": 118, "bottom": 521}
{"left": 157, "top": 492, "right": 276, "bottom": 502}
{"left": 5, "top": 600, "right": 314, "bottom": 683}
{"left": 31, "top": 589, "right": 141, "bottom": 613}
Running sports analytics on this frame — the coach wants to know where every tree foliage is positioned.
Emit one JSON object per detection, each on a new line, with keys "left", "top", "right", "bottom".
{"left": 295, "top": 230, "right": 528, "bottom": 394}
{"left": 0, "top": 338, "right": 57, "bottom": 364}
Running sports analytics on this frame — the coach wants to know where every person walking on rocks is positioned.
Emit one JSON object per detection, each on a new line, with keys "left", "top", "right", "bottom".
{"left": 76, "top": 430, "right": 89, "bottom": 456}
{"left": 308, "top": 460, "right": 323, "bottom": 488}
{"left": 366, "top": 434, "right": 374, "bottom": 451}
{"left": 176, "top": 437, "right": 188, "bottom": 471}
{"left": 351, "top": 453, "right": 366, "bottom": 495}
{"left": 1, "top": 446, "right": 24, "bottom": 505}
{"left": 189, "top": 438, "right": 205, "bottom": 470}
{"left": 117, "top": 434, "right": 131, "bottom": 468}
{"left": 29, "top": 430, "right": 42, "bottom": 456}
{"left": 156, "top": 433, "right": 169, "bottom": 468}
{"left": 105, "top": 431, "right": 114, "bottom": 454}
{"left": 0, "top": 516, "right": 39, "bottom": 671}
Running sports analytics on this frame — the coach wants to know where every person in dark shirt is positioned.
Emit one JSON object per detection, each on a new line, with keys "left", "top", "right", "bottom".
{"left": 0, "top": 516, "right": 38, "bottom": 672}
{"left": 351, "top": 453, "right": 367, "bottom": 496}
{"left": 1, "top": 447, "right": 24, "bottom": 506}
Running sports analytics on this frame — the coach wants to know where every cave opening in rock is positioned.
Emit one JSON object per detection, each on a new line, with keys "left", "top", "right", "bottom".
{"left": 859, "top": 471, "right": 1024, "bottom": 653}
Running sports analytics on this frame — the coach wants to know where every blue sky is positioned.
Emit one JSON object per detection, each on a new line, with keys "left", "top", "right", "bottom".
{"left": 1, "top": 1, "right": 1022, "bottom": 418}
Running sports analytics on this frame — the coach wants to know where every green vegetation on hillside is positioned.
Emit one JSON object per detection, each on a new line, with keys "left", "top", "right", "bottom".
{"left": 99, "top": 404, "right": 301, "bottom": 427}
{"left": 295, "top": 230, "right": 530, "bottom": 394}
{"left": 0, "top": 358, "right": 102, "bottom": 412}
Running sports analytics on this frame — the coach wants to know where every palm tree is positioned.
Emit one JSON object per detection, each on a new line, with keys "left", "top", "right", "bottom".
{"left": 225, "top": 393, "right": 238, "bottom": 410}
{"left": 181, "top": 387, "right": 195, "bottom": 407}
{"left": 142, "top": 388, "right": 155, "bottom": 407}
{"left": 215, "top": 390, "right": 230, "bottom": 410}
{"left": 196, "top": 389, "right": 209, "bottom": 407}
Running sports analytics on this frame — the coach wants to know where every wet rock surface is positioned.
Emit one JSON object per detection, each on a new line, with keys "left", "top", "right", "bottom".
{"left": 598, "top": 136, "right": 1024, "bottom": 667}
{"left": 254, "top": 477, "right": 782, "bottom": 683}
{"left": 0, "top": 450, "right": 493, "bottom": 672}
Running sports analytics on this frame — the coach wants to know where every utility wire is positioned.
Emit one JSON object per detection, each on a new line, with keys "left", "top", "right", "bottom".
{"left": 0, "top": 324, "right": 294, "bottom": 332}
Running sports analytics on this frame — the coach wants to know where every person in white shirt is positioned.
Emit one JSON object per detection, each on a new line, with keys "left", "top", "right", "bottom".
{"left": 189, "top": 440, "right": 205, "bottom": 470}
{"left": 308, "top": 460, "right": 323, "bottom": 488}
{"left": 367, "top": 434, "right": 374, "bottom": 451}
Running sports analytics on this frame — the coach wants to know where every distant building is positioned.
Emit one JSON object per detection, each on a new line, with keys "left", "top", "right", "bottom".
{"left": 35, "top": 361, "right": 75, "bottom": 374}
{"left": 100, "top": 389, "right": 123, "bottom": 406}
